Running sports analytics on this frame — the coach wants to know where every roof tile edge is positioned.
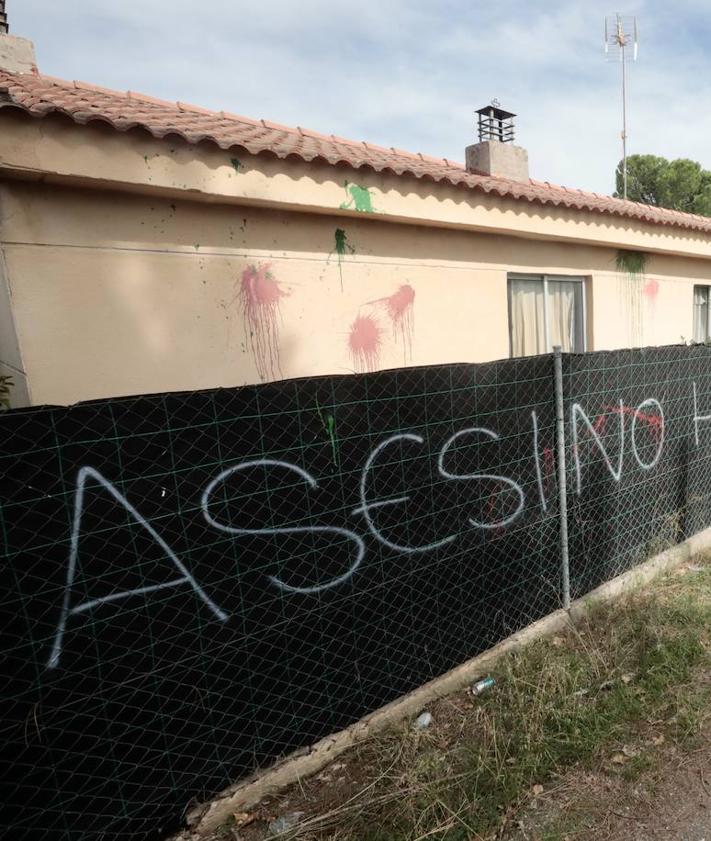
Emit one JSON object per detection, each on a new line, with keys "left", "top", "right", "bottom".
{"left": 1, "top": 69, "right": 711, "bottom": 236}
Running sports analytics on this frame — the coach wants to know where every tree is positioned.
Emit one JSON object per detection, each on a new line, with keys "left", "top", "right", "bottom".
{"left": 615, "top": 154, "right": 667, "bottom": 205}
{"left": 615, "top": 154, "right": 711, "bottom": 216}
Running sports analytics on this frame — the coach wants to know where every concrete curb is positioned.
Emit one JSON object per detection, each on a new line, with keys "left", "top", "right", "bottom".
{"left": 187, "top": 526, "right": 711, "bottom": 835}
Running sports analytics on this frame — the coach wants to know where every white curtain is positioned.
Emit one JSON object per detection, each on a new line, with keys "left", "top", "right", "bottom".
{"left": 510, "top": 278, "right": 545, "bottom": 356}
{"left": 549, "top": 281, "right": 580, "bottom": 353}
{"left": 693, "top": 286, "right": 709, "bottom": 343}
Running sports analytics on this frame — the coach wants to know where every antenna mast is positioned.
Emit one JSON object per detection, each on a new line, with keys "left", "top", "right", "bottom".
{"left": 605, "top": 14, "right": 638, "bottom": 200}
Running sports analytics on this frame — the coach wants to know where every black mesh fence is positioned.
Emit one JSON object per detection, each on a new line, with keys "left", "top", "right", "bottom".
{"left": 565, "top": 346, "right": 711, "bottom": 596}
{"left": 2, "top": 345, "right": 711, "bottom": 840}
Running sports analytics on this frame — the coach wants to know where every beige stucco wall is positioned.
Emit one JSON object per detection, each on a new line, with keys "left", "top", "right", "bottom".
{"left": 588, "top": 258, "right": 710, "bottom": 350}
{"left": 2, "top": 108, "right": 711, "bottom": 407}
{"left": 0, "top": 244, "right": 29, "bottom": 405}
{"left": 1, "top": 176, "right": 710, "bottom": 408}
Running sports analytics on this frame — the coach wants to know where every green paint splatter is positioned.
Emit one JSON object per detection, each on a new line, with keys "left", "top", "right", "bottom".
{"left": 333, "top": 228, "right": 356, "bottom": 290}
{"left": 339, "top": 181, "right": 375, "bottom": 213}
{"left": 230, "top": 157, "right": 243, "bottom": 173}
{"left": 326, "top": 414, "right": 338, "bottom": 465}
{"left": 316, "top": 399, "right": 339, "bottom": 467}
{"left": 334, "top": 228, "right": 348, "bottom": 256}
{"left": 194, "top": 243, "right": 200, "bottom": 251}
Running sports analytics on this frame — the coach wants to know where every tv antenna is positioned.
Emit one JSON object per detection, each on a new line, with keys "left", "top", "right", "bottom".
{"left": 604, "top": 13, "right": 638, "bottom": 200}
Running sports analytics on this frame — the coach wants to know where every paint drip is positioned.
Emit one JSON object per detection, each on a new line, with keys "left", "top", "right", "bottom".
{"left": 334, "top": 228, "right": 355, "bottom": 290}
{"left": 615, "top": 256, "right": 647, "bottom": 347}
{"left": 618, "top": 273, "right": 644, "bottom": 347}
{"left": 316, "top": 398, "right": 339, "bottom": 467}
{"left": 542, "top": 446, "right": 555, "bottom": 493}
{"left": 348, "top": 314, "right": 383, "bottom": 373}
{"left": 240, "top": 263, "right": 288, "bottom": 381}
{"left": 369, "top": 284, "right": 415, "bottom": 363}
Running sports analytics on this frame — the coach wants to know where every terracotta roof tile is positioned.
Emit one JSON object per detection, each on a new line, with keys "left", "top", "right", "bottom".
{"left": 1, "top": 69, "right": 710, "bottom": 236}
{"left": 127, "top": 90, "right": 179, "bottom": 107}
{"left": 75, "top": 80, "right": 122, "bottom": 96}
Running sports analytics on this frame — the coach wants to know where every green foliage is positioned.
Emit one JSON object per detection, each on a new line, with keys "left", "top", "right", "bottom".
{"left": 615, "top": 249, "right": 647, "bottom": 277}
{"left": 0, "top": 374, "right": 13, "bottom": 410}
{"left": 616, "top": 154, "right": 711, "bottom": 216}
{"left": 616, "top": 154, "right": 668, "bottom": 205}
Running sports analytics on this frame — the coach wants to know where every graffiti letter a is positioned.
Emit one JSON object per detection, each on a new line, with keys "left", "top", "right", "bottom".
{"left": 46, "top": 466, "right": 227, "bottom": 669}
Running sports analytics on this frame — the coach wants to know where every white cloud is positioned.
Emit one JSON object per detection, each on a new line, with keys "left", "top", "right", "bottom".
{"left": 10, "top": 0, "right": 711, "bottom": 194}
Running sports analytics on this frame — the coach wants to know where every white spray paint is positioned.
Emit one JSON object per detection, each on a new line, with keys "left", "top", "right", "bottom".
{"left": 437, "top": 427, "right": 525, "bottom": 529}
{"left": 352, "top": 433, "right": 458, "bottom": 552}
{"left": 47, "top": 466, "right": 227, "bottom": 670}
{"left": 202, "top": 459, "right": 365, "bottom": 594}
{"left": 44, "top": 388, "right": 674, "bottom": 668}
{"left": 630, "top": 398, "right": 664, "bottom": 470}
{"left": 531, "top": 410, "right": 548, "bottom": 513}
{"left": 572, "top": 400, "right": 625, "bottom": 495}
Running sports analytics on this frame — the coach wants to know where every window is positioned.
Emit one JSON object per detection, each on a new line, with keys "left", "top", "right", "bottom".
{"left": 694, "top": 286, "right": 710, "bottom": 343}
{"left": 508, "top": 274, "right": 587, "bottom": 357}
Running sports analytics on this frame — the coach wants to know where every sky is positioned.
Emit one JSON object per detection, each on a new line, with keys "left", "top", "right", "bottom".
{"left": 11, "top": 0, "right": 711, "bottom": 195}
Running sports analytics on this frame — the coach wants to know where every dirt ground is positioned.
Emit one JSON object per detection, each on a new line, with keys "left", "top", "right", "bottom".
{"left": 214, "top": 695, "right": 711, "bottom": 841}
{"left": 503, "top": 723, "right": 711, "bottom": 841}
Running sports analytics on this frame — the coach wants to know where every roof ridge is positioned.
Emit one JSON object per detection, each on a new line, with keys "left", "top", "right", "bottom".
{"left": 0, "top": 69, "right": 465, "bottom": 174}
{"left": 0, "top": 70, "right": 298, "bottom": 132}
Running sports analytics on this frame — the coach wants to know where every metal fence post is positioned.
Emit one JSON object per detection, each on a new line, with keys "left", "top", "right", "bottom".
{"left": 553, "top": 346, "right": 571, "bottom": 611}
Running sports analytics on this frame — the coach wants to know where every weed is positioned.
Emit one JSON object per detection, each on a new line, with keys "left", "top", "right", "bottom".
{"left": 615, "top": 249, "right": 647, "bottom": 276}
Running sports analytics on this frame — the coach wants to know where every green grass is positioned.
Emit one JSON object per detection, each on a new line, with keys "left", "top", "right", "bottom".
{"left": 266, "top": 562, "right": 711, "bottom": 841}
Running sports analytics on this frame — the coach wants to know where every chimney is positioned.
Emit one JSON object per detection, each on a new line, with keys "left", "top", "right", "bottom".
{"left": 466, "top": 101, "right": 529, "bottom": 182}
{"left": 0, "top": 1, "right": 38, "bottom": 74}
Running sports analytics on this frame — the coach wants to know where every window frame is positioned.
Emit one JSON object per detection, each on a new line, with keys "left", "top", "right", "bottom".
{"left": 507, "top": 273, "right": 588, "bottom": 357}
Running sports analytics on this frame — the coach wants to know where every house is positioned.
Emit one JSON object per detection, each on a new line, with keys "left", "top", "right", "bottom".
{"left": 2, "top": 30, "right": 711, "bottom": 408}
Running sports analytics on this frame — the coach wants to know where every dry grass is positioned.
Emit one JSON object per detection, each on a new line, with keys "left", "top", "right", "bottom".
{"left": 228, "top": 557, "right": 711, "bottom": 841}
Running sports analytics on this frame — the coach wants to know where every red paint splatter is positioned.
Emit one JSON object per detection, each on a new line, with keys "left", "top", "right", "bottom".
{"left": 592, "top": 404, "right": 663, "bottom": 441}
{"left": 606, "top": 404, "right": 663, "bottom": 441}
{"left": 542, "top": 446, "right": 555, "bottom": 493}
{"left": 643, "top": 279, "right": 659, "bottom": 299}
{"left": 369, "top": 284, "right": 415, "bottom": 363}
{"left": 592, "top": 413, "right": 608, "bottom": 435}
{"left": 348, "top": 314, "right": 383, "bottom": 372}
{"left": 240, "top": 263, "right": 289, "bottom": 381}
{"left": 484, "top": 482, "right": 509, "bottom": 537}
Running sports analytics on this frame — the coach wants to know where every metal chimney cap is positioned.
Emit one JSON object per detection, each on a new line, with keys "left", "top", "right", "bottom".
{"left": 475, "top": 103, "right": 516, "bottom": 144}
{"left": 475, "top": 103, "right": 516, "bottom": 121}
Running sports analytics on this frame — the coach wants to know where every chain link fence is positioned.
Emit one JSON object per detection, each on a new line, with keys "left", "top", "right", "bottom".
{"left": 565, "top": 346, "right": 711, "bottom": 596}
{"left": 2, "top": 345, "right": 711, "bottom": 840}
